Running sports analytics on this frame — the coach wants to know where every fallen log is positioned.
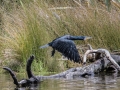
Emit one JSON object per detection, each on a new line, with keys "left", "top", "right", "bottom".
{"left": 37, "top": 49, "right": 120, "bottom": 79}
{"left": 3, "top": 49, "right": 120, "bottom": 87}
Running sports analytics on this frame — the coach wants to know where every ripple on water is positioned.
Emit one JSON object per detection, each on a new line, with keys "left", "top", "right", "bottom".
{"left": 1, "top": 73, "right": 120, "bottom": 90}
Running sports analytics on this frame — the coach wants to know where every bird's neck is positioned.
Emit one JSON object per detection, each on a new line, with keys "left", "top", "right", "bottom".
{"left": 70, "top": 36, "right": 85, "bottom": 40}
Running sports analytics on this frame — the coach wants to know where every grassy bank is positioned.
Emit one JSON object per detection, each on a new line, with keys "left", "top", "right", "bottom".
{"left": 0, "top": 0, "right": 120, "bottom": 74}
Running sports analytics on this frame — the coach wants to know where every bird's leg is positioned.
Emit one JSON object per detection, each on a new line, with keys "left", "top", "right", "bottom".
{"left": 51, "top": 49, "right": 55, "bottom": 57}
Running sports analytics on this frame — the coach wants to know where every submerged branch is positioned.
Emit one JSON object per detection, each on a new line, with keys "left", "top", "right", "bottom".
{"left": 3, "top": 67, "right": 19, "bottom": 86}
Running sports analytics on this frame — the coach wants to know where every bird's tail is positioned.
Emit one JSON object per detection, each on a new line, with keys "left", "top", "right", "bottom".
{"left": 39, "top": 44, "right": 49, "bottom": 49}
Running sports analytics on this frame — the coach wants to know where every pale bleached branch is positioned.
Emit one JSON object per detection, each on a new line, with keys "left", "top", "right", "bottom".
{"left": 83, "top": 49, "right": 120, "bottom": 71}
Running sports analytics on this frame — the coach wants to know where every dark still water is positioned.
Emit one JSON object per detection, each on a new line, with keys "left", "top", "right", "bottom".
{"left": 1, "top": 73, "right": 120, "bottom": 90}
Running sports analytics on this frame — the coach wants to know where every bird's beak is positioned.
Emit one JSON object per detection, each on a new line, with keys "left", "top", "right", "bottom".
{"left": 84, "top": 36, "right": 92, "bottom": 40}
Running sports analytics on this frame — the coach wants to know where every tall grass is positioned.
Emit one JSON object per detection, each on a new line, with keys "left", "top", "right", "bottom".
{"left": 0, "top": 0, "right": 66, "bottom": 73}
{"left": 0, "top": 0, "right": 120, "bottom": 73}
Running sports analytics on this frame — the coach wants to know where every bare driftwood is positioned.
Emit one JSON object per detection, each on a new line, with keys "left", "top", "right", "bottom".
{"left": 3, "top": 49, "right": 120, "bottom": 87}
{"left": 31, "top": 49, "right": 120, "bottom": 80}
{"left": 83, "top": 49, "right": 120, "bottom": 71}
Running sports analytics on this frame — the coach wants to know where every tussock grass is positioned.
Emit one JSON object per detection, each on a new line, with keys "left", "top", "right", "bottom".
{"left": 0, "top": 0, "right": 120, "bottom": 73}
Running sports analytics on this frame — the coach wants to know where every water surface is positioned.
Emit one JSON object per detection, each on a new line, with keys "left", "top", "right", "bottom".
{"left": 1, "top": 73, "right": 120, "bottom": 90}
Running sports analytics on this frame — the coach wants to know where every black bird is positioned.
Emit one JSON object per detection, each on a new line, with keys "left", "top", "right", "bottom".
{"left": 40, "top": 35, "right": 92, "bottom": 63}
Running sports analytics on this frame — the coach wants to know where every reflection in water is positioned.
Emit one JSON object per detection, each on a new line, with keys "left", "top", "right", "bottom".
{"left": 15, "top": 84, "right": 39, "bottom": 90}
{"left": 1, "top": 73, "right": 120, "bottom": 90}
{"left": 39, "top": 73, "right": 119, "bottom": 90}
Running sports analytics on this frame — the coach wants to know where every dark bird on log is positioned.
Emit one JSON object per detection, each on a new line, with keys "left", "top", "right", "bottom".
{"left": 40, "top": 35, "right": 92, "bottom": 63}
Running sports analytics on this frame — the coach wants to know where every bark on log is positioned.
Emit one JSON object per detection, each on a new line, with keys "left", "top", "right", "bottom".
{"left": 3, "top": 49, "right": 120, "bottom": 87}
{"left": 36, "top": 57, "right": 116, "bottom": 80}
{"left": 83, "top": 49, "right": 120, "bottom": 71}
{"left": 35, "top": 49, "right": 120, "bottom": 80}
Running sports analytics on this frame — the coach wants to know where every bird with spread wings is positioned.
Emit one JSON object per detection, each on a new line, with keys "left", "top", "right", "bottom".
{"left": 40, "top": 35, "right": 92, "bottom": 63}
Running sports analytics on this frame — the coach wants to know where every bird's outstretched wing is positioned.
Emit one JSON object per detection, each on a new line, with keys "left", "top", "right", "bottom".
{"left": 52, "top": 39, "right": 81, "bottom": 63}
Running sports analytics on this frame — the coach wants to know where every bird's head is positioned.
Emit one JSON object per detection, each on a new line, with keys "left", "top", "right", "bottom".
{"left": 83, "top": 36, "right": 92, "bottom": 40}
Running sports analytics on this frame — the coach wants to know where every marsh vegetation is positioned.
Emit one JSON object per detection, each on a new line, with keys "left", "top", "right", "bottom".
{"left": 0, "top": 0, "right": 120, "bottom": 74}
